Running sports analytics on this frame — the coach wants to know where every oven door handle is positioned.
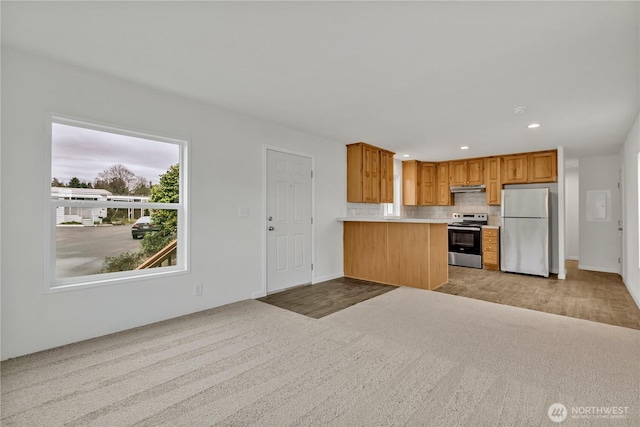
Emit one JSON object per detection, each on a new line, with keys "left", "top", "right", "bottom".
{"left": 448, "top": 226, "right": 481, "bottom": 231}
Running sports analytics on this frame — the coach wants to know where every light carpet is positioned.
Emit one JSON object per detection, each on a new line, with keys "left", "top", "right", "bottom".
{"left": 2, "top": 287, "right": 639, "bottom": 426}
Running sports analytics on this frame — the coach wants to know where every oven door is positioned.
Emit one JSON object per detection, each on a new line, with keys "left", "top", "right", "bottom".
{"left": 448, "top": 226, "right": 482, "bottom": 255}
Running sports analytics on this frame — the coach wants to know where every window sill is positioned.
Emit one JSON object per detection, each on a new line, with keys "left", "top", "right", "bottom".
{"left": 46, "top": 267, "right": 189, "bottom": 294}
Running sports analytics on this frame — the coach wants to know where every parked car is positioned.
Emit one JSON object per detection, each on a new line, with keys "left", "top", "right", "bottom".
{"left": 131, "top": 216, "right": 159, "bottom": 239}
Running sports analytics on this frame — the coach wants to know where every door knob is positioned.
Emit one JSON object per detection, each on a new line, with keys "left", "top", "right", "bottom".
{"left": 268, "top": 226, "right": 275, "bottom": 231}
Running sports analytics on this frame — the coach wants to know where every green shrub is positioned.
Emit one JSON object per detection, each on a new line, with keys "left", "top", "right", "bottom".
{"left": 100, "top": 251, "right": 144, "bottom": 273}
{"left": 140, "top": 232, "right": 176, "bottom": 257}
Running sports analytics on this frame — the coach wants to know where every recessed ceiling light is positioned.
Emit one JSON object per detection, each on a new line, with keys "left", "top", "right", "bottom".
{"left": 402, "top": 154, "right": 410, "bottom": 157}
{"left": 513, "top": 107, "right": 528, "bottom": 115}
{"left": 460, "top": 146, "right": 469, "bottom": 150}
{"left": 527, "top": 123, "right": 541, "bottom": 129}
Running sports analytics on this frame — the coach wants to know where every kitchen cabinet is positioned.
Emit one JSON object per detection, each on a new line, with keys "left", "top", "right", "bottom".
{"left": 347, "top": 142, "right": 395, "bottom": 203}
{"left": 485, "top": 157, "right": 502, "bottom": 205}
{"left": 402, "top": 160, "right": 420, "bottom": 206}
{"left": 380, "top": 149, "right": 395, "bottom": 203}
{"left": 449, "top": 158, "right": 484, "bottom": 186}
{"left": 502, "top": 150, "right": 557, "bottom": 184}
{"left": 436, "top": 162, "right": 453, "bottom": 206}
{"left": 343, "top": 222, "right": 388, "bottom": 280}
{"left": 482, "top": 228, "right": 499, "bottom": 271}
{"left": 420, "top": 162, "right": 436, "bottom": 205}
{"left": 529, "top": 150, "right": 557, "bottom": 183}
{"left": 502, "top": 153, "right": 529, "bottom": 184}
{"left": 403, "top": 161, "right": 439, "bottom": 206}
{"left": 343, "top": 221, "right": 448, "bottom": 290}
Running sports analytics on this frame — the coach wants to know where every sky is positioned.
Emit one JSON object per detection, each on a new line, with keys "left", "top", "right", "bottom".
{"left": 51, "top": 122, "right": 180, "bottom": 186}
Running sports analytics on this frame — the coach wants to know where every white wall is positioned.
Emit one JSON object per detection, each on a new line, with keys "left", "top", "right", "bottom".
{"left": 564, "top": 166, "right": 580, "bottom": 260}
{"left": 578, "top": 155, "right": 621, "bottom": 273}
{"left": 0, "top": 48, "right": 346, "bottom": 359}
{"left": 620, "top": 113, "right": 640, "bottom": 308}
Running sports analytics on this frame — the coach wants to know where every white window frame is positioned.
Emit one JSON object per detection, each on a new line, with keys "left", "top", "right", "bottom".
{"left": 45, "top": 114, "right": 189, "bottom": 293}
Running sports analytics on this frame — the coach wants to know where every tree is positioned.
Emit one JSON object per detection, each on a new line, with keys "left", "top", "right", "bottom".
{"left": 150, "top": 164, "right": 179, "bottom": 235}
{"left": 140, "top": 164, "right": 179, "bottom": 256}
{"left": 68, "top": 177, "right": 82, "bottom": 188}
{"left": 131, "top": 176, "right": 151, "bottom": 196}
{"left": 95, "top": 164, "right": 135, "bottom": 195}
{"left": 51, "top": 177, "right": 64, "bottom": 187}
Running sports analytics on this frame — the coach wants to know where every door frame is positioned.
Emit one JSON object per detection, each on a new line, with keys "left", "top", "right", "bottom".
{"left": 618, "top": 166, "right": 624, "bottom": 275}
{"left": 254, "top": 145, "right": 315, "bottom": 298}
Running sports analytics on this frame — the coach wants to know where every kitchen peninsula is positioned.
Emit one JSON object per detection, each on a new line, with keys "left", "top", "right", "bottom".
{"left": 337, "top": 217, "right": 451, "bottom": 291}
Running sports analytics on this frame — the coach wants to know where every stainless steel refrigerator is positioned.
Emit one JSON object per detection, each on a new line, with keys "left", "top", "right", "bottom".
{"left": 501, "top": 188, "right": 550, "bottom": 277}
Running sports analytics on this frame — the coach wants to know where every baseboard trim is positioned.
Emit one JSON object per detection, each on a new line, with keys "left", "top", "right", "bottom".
{"left": 251, "top": 290, "right": 267, "bottom": 299}
{"left": 313, "top": 272, "right": 343, "bottom": 284}
{"left": 578, "top": 264, "right": 619, "bottom": 274}
{"left": 566, "top": 256, "right": 579, "bottom": 261}
{"left": 627, "top": 288, "right": 640, "bottom": 310}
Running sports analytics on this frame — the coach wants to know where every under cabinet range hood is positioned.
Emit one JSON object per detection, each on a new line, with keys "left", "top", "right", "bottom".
{"left": 450, "top": 184, "right": 486, "bottom": 193}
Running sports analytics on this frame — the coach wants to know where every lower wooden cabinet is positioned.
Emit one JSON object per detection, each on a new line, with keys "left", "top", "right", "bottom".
{"left": 482, "top": 228, "right": 500, "bottom": 271}
{"left": 343, "top": 221, "right": 449, "bottom": 290}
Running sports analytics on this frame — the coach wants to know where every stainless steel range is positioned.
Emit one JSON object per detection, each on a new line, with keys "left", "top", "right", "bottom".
{"left": 448, "top": 213, "right": 487, "bottom": 269}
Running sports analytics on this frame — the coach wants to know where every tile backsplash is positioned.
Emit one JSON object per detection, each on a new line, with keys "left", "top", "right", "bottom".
{"left": 346, "top": 193, "right": 501, "bottom": 225}
{"left": 346, "top": 203, "right": 386, "bottom": 217}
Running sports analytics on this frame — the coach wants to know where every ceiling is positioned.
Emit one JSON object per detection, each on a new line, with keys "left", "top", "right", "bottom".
{"left": 2, "top": 1, "right": 639, "bottom": 162}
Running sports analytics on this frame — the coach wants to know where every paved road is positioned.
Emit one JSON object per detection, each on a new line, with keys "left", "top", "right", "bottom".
{"left": 56, "top": 225, "right": 142, "bottom": 279}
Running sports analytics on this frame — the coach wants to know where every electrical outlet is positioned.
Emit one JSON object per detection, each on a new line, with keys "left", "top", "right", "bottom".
{"left": 194, "top": 283, "right": 203, "bottom": 296}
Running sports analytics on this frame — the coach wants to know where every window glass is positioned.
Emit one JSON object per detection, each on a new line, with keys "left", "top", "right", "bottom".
{"left": 49, "top": 118, "right": 186, "bottom": 289}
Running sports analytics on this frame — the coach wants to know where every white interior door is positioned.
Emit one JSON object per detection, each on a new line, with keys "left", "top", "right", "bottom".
{"left": 266, "top": 149, "right": 312, "bottom": 293}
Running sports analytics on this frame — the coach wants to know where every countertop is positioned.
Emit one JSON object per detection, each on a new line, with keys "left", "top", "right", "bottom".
{"left": 482, "top": 225, "right": 500, "bottom": 229}
{"left": 336, "top": 217, "right": 454, "bottom": 224}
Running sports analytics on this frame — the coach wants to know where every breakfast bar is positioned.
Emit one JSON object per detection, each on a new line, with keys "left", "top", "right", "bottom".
{"left": 337, "top": 217, "right": 452, "bottom": 291}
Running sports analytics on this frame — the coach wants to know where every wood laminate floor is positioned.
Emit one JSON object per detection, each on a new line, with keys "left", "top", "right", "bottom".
{"left": 258, "top": 277, "right": 396, "bottom": 319}
{"left": 259, "top": 261, "right": 640, "bottom": 329}
{"left": 437, "top": 260, "right": 640, "bottom": 330}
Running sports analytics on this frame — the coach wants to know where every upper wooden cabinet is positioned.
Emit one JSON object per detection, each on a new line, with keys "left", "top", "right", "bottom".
{"left": 420, "top": 162, "right": 436, "bottom": 205}
{"left": 379, "top": 150, "right": 395, "bottom": 203}
{"left": 436, "top": 162, "right": 453, "bottom": 206}
{"left": 502, "top": 153, "right": 528, "bottom": 184}
{"left": 485, "top": 157, "right": 502, "bottom": 205}
{"left": 529, "top": 150, "right": 558, "bottom": 183}
{"left": 347, "top": 142, "right": 395, "bottom": 203}
{"left": 502, "top": 150, "right": 557, "bottom": 185}
{"left": 449, "top": 158, "right": 484, "bottom": 186}
{"left": 403, "top": 161, "right": 450, "bottom": 206}
{"left": 402, "top": 160, "right": 421, "bottom": 206}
